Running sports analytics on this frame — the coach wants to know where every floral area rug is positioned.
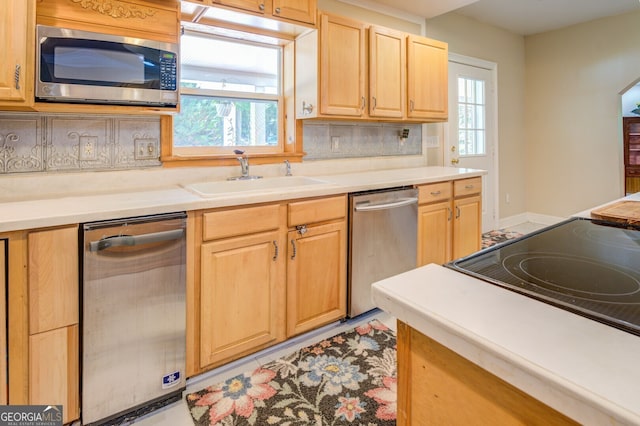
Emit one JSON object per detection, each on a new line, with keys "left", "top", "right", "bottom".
{"left": 186, "top": 319, "right": 396, "bottom": 426}
{"left": 482, "top": 229, "right": 523, "bottom": 249}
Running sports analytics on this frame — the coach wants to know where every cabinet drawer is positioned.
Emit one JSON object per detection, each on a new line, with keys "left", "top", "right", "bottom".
{"left": 454, "top": 177, "right": 482, "bottom": 197}
{"left": 203, "top": 204, "right": 282, "bottom": 241}
{"left": 418, "top": 181, "right": 452, "bottom": 204}
{"left": 288, "top": 195, "right": 346, "bottom": 227}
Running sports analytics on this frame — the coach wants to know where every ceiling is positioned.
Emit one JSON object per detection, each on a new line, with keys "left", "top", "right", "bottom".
{"left": 364, "top": 0, "right": 640, "bottom": 35}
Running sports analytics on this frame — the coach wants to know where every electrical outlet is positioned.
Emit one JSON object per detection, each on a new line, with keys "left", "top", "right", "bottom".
{"left": 134, "top": 138, "right": 158, "bottom": 160}
{"left": 506, "top": 193, "right": 511, "bottom": 204}
{"left": 331, "top": 136, "right": 340, "bottom": 152}
{"left": 79, "top": 135, "right": 98, "bottom": 161}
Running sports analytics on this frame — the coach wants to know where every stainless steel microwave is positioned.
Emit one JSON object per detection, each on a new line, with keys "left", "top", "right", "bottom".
{"left": 36, "top": 25, "right": 179, "bottom": 107}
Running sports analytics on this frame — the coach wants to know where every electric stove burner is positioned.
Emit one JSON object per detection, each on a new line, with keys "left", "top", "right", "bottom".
{"left": 502, "top": 252, "right": 640, "bottom": 303}
{"left": 447, "top": 217, "right": 640, "bottom": 336}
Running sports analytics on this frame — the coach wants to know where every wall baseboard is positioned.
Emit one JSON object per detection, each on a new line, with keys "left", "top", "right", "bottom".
{"left": 498, "top": 212, "right": 566, "bottom": 229}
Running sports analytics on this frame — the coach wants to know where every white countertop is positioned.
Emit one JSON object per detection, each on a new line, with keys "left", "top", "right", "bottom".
{"left": 0, "top": 166, "right": 484, "bottom": 232}
{"left": 372, "top": 264, "right": 640, "bottom": 425}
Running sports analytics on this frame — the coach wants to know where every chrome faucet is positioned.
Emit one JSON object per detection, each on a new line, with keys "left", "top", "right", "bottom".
{"left": 234, "top": 149, "right": 249, "bottom": 177}
{"left": 284, "top": 160, "right": 292, "bottom": 176}
{"left": 228, "top": 149, "right": 262, "bottom": 180}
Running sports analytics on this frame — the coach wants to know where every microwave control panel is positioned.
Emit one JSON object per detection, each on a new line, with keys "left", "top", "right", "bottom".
{"left": 159, "top": 52, "right": 177, "bottom": 91}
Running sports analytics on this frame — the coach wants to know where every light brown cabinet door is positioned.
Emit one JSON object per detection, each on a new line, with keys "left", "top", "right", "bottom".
{"left": 369, "top": 26, "right": 406, "bottom": 118}
{"left": 0, "top": 0, "right": 34, "bottom": 105}
{"left": 0, "top": 240, "right": 6, "bottom": 405}
{"left": 28, "top": 226, "right": 79, "bottom": 335}
{"left": 407, "top": 35, "right": 448, "bottom": 121}
{"left": 320, "top": 13, "right": 366, "bottom": 116}
{"left": 417, "top": 201, "right": 452, "bottom": 266}
{"left": 272, "top": 0, "right": 316, "bottom": 24}
{"left": 453, "top": 195, "right": 482, "bottom": 260}
{"left": 29, "top": 325, "right": 80, "bottom": 424}
{"left": 214, "top": 0, "right": 265, "bottom": 14}
{"left": 200, "top": 230, "right": 285, "bottom": 368}
{"left": 287, "top": 221, "right": 346, "bottom": 337}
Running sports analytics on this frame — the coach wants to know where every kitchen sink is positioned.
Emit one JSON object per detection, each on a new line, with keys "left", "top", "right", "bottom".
{"left": 184, "top": 176, "right": 331, "bottom": 197}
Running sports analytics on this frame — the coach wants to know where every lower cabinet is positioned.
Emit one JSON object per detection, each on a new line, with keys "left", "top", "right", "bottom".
{"left": 191, "top": 195, "right": 347, "bottom": 375}
{"left": 5, "top": 226, "right": 80, "bottom": 424}
{"left": 287, "top": 220, "right": 346, "bottom": 337}
{"left": 396, "top": 321, "right": 578, "bottom": 425}
{"left": 199, "top": 229, "right": 286, "bottom": 368}
{"left": 29, "top": 325, "right": 79, "bottom": 423}
{"left": 417, "top": 177, "right": 482, "bottom": 266}
{"left": 0, "top": 239, "right": 6, "bottom": 405}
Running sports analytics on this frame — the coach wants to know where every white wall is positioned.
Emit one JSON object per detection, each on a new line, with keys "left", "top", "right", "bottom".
{"left": 525, "top": 10, "right": 640, "bottom": 217}
{"left": 424, "top": 13, "right": 527, "bottom": 219}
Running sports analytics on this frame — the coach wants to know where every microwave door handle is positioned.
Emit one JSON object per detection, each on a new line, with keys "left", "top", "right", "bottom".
{"left": 89, "top": 229, "right": 184, "bottom": 252}
{"left": 354, "top": 197, "right": 418, "bottom": 212}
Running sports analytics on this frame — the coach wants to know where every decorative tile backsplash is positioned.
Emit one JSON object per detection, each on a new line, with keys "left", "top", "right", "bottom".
{"left": 0, "top": 114, "right": 423, "bottom": 175}
{"left": 0, "top": 113, "right": 161, "bottom": 174}
{"left": 302, "top": 122, "right": 422, "bottom": 160}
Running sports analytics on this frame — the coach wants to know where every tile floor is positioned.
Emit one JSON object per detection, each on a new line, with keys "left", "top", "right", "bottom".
{"left": 128, "top": 222, "right": 547, "bottom": 426}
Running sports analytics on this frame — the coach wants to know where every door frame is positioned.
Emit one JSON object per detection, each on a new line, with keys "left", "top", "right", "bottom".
{"left": 445, "top": 52, "right": 499, "bottom": 232}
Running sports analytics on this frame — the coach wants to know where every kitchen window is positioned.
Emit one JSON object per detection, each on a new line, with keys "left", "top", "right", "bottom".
{"left": 170, "top": 31, "right": 285, "bottom": 159}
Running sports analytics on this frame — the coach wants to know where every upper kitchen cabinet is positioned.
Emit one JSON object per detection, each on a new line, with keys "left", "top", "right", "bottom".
{"left": 407, "top": 35, "right": 448, "bottom": 121}
{"left": 35, "top": 0, "right": 180, "bottom": 43}
{"left": 296, "top": 12, "right": 448, "bottom": 122}
{"left": 0, "top": 0, "right": 35, "bottom": 110}
{"left": 182, "top": 0, "right": 317, "bottom": 26}
{"left": 369, "top": 26, "right": 406, "bottom": 119}
{"left": 296, "top": 12, "right": 366, "bottom": 118}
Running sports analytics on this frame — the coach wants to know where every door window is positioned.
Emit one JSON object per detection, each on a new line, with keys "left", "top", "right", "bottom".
{"left": 457, "top": 77, "right": 485, "bottom": 157}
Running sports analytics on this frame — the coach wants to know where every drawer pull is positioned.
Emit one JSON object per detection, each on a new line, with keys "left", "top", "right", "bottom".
{"left": 465, "top": 184, "right": 475, "bottom": 189}
{"left": 430, "top": 190, "right": 441, "bottom": 196}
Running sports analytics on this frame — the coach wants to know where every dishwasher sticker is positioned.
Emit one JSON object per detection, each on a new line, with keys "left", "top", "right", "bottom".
{"left": 162, "top": 371, "right": 181, "bottom": 389}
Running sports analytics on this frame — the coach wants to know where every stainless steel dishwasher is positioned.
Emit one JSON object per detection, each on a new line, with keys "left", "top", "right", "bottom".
{"left": 82, "top": 212, "right": 186, "bottom": 425}
{"left": 348, "top": 187, "right": 418, "bottom": 317}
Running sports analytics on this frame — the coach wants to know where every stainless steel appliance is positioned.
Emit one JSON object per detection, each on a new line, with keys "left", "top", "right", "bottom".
{"left": 82, "top": 213, "right": 186, "bottom": 425}
{"left": 448, "top": 217, "right": 640, "bottom": 336}
{"left": 348, "top": 187, "right": 418, "bottom": 317}
{"left": 36, "top": 25, "right": 178, "bottom": 106}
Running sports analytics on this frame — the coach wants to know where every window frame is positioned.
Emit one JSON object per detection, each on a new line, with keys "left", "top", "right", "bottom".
{"left": 161, "top": 27, "right": 302, "bottom": 166}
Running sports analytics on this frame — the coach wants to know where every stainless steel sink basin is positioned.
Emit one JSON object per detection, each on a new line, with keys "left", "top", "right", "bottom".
{"left": 184, "top": 176, "right": 330, "bottom": 197}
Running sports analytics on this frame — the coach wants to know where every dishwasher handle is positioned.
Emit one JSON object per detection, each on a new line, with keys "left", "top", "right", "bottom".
{"left": 354, "top": 197, "right": 418, "bottom": 212}
{"left": 89, "top": 229, "right": 184, "bottom": 252}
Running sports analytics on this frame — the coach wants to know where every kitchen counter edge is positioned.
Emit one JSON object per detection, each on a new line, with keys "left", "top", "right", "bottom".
{"left": 371, "top": 263, "right": 640, "bottom": 425}
{"left": 0, "top": 166, "right": 485, "bottom": 232}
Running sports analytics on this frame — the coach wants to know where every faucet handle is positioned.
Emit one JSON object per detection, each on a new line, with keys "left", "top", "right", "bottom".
{"left": 233, "top": 149, "right": 245, "bottom": 155}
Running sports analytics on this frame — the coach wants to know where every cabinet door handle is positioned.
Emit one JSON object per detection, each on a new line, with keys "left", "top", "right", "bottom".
{"left": 14, "top": 64, "right": 21, "bottom": 90}
{"left": 447, "top": 207, "right": 452, "bottom": 221}
{"left": 455, "top": 205, "right": 461, "bottom": 219}
{"left": 290, "top": 239, "right": 297, "bottom": 260}
{"left": 372, "top": 96, "right": 377, "bottom": 110}
{"left": 361, "top": 96, "right": 366, "bottom": 110}
{"left": 272, "top": 240, "right": 278, "bottom": 261}
{"left": 409, "top": 99, "right": 414, "bottom": 112}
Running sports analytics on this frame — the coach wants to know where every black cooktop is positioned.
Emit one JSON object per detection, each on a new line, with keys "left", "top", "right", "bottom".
{"left": 447, "top": 217, "right": 640, "bottom": 336}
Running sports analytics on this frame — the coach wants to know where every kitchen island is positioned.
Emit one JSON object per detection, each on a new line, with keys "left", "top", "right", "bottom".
{"left": 371, "top": 202, "right": 640, "bottom": 425}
